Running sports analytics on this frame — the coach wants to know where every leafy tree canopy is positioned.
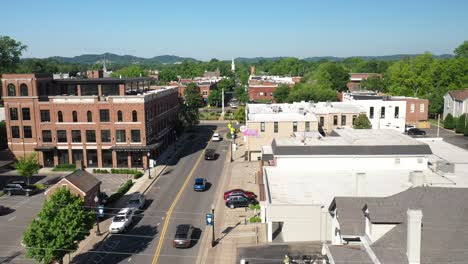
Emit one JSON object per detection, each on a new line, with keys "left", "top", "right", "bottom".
{"left": 110, "top": 65, "right": 147, "bottom": 78}
{"left": 273, "top": 84, "right": 291, "bottom": 103}
{"left": 353, "top": 114, "right": 372, "bottom": 129}
{"left": 14, "top": 153, "right": 40, "bottom": 185}
{"left": 0, "top": 35, "right": 27, "bottom": 73}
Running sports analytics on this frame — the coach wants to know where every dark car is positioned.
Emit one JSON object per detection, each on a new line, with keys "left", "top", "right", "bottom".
{"left": 3, "top": 183, "right": 38, "bottom": 196}
{"left": 173, "top": 224, "right": 194, "bottom": 248}
{"left": 224, "top": 189, "right": 257, "bottom": 201}
{"left": 407, "top": 128, "right": 426, "bottom": 136}
{"left": 204, "top": 149, "right": 216, "bottom": 160}
{"left": 225, "top": 195, "right": 255, "bottom": 209}
{"left": 194, "top": 178, "right": 207, "bottom": 192}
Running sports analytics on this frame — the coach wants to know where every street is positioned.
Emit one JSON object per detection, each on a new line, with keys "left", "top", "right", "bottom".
{"left": 73, "top": 124, "right": 230, "bottom": 264}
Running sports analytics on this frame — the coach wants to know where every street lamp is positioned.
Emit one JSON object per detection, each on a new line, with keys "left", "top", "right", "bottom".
{"left": 211, "top": 206, "right": 217, "bottom": 247}
{"left": 147, "top": 151, "right": 151, "bottom": 179}
{"left": 94, "top": 195, "right": 101, "bottom": 236}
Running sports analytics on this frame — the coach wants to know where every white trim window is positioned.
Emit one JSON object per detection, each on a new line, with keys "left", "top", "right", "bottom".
{"left": 410, "top": 103, "right": 415, "bottom": 113}
{"left": 420, "top": 103, "right": 425, "bottom": 113}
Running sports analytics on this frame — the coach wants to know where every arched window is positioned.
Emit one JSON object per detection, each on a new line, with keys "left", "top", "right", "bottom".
{"left": 58, "top": 111, "right": 63, "bottom": 122}
{"left": 117, "top": 111, "right": 123, "bottom": 122}
{"left": 87, "top": 111, "right": 93, "bottom": 122}
{"left": 72, "top": 111, "right": 78, "bottom": 122}
{"left": 20, "top": 84, "right": 28, "bottom": 96}
{"left": 132, "top": 110, "right": 138, "bottom": 122}
{"left": 7, "top": 84, "right": 16, "bottom": 96}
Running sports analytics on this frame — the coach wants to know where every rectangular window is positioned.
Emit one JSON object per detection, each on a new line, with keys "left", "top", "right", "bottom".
{"left": 116, "top": 130, "right": 126, "bottom": 143}
{"left": 394, "top": 106, "right": 399, "bottom": 118}
{"left": 23, "top": 126, "right": 32, "bottom": 138}
{"left": 101, "top": 84, "right": 119, "bottom": 96}
{"left": 40, "top": 110, "right": 50, "bottom": 122}
{"left": 81, "top": 84, "right": 98, "bottom": 96}
{"left": 419, "top": 103, "right": 424, "bottom": 113}
{"left": 274, "top": 122, "right": 278, "bottom": 133}
{"left": 22, "top": 108, "right": 30, "bottom": 120}
{"left": 71, "top": 130, "right": 81, "bottom": 143}
{"left": 101, "top": 130, "right": 111, "bottom": 142}
{"left": 320, "top": 117, "right": 324, "bottom": 126}
{"left": 131, "top": 130, "right": 141, "bottom": 142}
{"left": 410, "top": 103, "right": 415, "bottom": 113}
{"left": 42, "top": 130, "right": 52, "bottom": 142}
{"left": 100, "top": 109, "right": 110, "bottom": 122}
{"left": 57, "top": 130, "right": 67, "bottom": 143}
{"left": 333, "top": 115, "right": 338, "bottom": 126}
{"left": 352, "top": 115, "right": 357, "bottom": 125}
{"left": 293, "top": 122, "right": 297, "bottom": 132}
{"left": 380, "top": 107, "right": 385, "bottom": 119}
{"left": 260, "top": 122, "right": 265, "bottom": 132}
{"left": 369, "top": 107, "right": 374, "bottom": 119}
{"left": 341, "top": 115, "right": 346, "bottom": 126}
{"left": 11, "top": 126, "right": 20, "bottom": 138}
{"left": 305, "top": 122, "right": 310, "bottom": 132}
{"left": 86, "top": 130, "right": 96, "bottom": 143}
{"left": 117, "top": 152, "right": 128, "bottom": 168}
{"left": 9, "top": 108, "right": 18, "bottom": 120}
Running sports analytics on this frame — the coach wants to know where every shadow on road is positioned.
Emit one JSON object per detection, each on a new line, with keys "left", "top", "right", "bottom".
{"left": 216, "top": 222, "right": 241, "bottom": 243}
{"left": 189, "top": 227, "right": 203, "bottom": 248}
{"left": 0, "top": 251, "right": 22, "bottom": 263}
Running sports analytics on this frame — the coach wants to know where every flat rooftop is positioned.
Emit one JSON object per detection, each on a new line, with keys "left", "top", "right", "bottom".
{"left": 54, "top": 77, "right": 152, "bottom": 84}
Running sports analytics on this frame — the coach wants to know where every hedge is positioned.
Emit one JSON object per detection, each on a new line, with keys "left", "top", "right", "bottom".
{"left": 93, "top": 169, "right": 110, "bottom": 174}
{"left": 444, "top": 114, "right": 454, "bottom": 129}
{"left": 456, "top": 114, "right": 466, "bottom": 134}
{"left": 107, "top": 180, "right": 134, "bottom": 204}
{"left": 110, "top": 168, "right": 141, "bottom": 175}
{"left": 133, "top": 171, "right": 144, "bottom": 179}
{"left": 52, "top": 164, "right": 76, "bottom": 171}
{"left": 249, "top": 216, "right": 261, "bottom": 223}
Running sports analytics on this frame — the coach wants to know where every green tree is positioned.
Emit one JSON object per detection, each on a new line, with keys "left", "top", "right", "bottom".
{"left": 353, "top": 114, "right": 372, "bottom": 129}
{"left": 0, "top": 36, "right": 27, "bottom": 73}
{"left": 360, "top": 76, "right": 386, "bottom": 92}
{"left": 314, "top": 62, "right": 349, "bottom": 91}
{"left": 444, "top": 114, "right": 455, "bottom": 129}
{"left": 110, "top": 65, "right": 147, "bottom": 78}
{"left": 287, "top": 83, "right": 337, "bottom": 103}
{"left": 182, "top": 83, "right": 203, "bottom": 127}
{"left": 234, "top": 86, "right": 249, "bottom": 103}
{"left": 14, "top": 153, "right": 40, "bottom": 185}
{"left": 273, "top": 84, "right": 290, "bottom": 103}
{"left": 0, "top": 121, "right": 7, "bottom": 150}
{"left": 216, "top": 78, "right": 235, "bottom": 92}
{"left": 456, "top": 114, "right": 466, "bottom": 133}
{"left": 23, "top": 187, "right": 94, "bottom": 264}
{"left": 208, "top": 89, "right": 221, "bottom": 107}
{"left": 464, "top": 122, "right": 468, "bottom": 137}
{"left": 234, "top": 106, "right": 246, "bottom": 123}
{"left": 159, "top": 68, "right": 178, "bottom": 83}
{"left": 454, "top": 40, "right": 468, "bottom": 58}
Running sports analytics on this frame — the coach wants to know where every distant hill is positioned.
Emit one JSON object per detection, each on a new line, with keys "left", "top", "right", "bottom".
{"left": 49, "top": 53, "right": 199, "bottom": 65}
{"left": 303, "top": 54, "right": 454, "bottom": 62}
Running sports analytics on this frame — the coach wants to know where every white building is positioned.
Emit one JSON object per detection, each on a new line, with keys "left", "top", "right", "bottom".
{"left": 260, "top": 129, "right": 442, "bottom": 243}
{"left": 443, "top": 89, "right": 468, "bottom": 118}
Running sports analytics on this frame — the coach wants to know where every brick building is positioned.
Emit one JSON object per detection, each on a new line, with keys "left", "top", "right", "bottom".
{"left": 2, "top": 73, "right": 178, "bottom": 169}
{"left": 173, "top": 78, "right": 219, "bottom": 104}
{"left": 248, "top": 76, "right": 300, "bottom": 103}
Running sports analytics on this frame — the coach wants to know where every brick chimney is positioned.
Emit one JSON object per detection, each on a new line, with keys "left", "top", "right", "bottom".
{"left": 407, "top": 209, "right": 423, "bottom": 264}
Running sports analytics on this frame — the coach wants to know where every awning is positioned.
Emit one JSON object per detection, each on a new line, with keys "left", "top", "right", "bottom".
{"left": 35, "top": 146, "right": 56, "bottom": 151}
{"left": 111, "top": 143, "right": 162, "bottom": 152}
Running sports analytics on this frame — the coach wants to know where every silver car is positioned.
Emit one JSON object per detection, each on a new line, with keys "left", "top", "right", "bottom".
{"left": 126, "top": 193, "right": 146, "bottom": 210}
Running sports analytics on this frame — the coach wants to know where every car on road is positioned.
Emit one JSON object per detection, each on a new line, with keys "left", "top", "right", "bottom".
{"left": 126, "top": 193, "right": 146, "bottom": 210}
{"left": 225, "top": 195, "right": 255, "bottom": 209}
{"left": 173, "top": 224, "right": 194, "bottom": 248}
{"left": 224, "top": 189, "right": 257, "bottom": 201}
{"left": 204, "top": 149, "right": 216, "bottom": 160}
{"left": 194, "top": 178, "right": 207, "bottom": 191}
{"left": 211, "top": 133, "right": 221, "bottom": 142}
{"left": 109, "top": 208, "right": 135, "bottom": 234}
{"left": 407, "top": 128, "right": 426, "bottom": 136}
{"left": 3, "top": 183, "right": 38, "bottom": 196}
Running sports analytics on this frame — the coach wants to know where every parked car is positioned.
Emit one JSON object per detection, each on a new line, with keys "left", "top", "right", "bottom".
{"left": 3, "top": 183, "right": 38, "bottom": 196}
{"left": 405, "top": 124, "right": 416, "bottom": 132}
{"left": 225, "top": 195, "right": 254, "bottom": 209}
{"left": 194, "top": 178, "right": 207, "bottom": 192}
{"left": 211, "top": 133, "right": 221, "bottom": 142}
{"left": 407, "top": 128, "right": 426, "bottom": 136}
{"left": 173, "top": 224, "right": 194, "bottom": 248}
{"left": 224, "top": 189, "right": 257, "bottom": 201}
{"left": 126, "top": 193, "right": 146, "bottom": 210}
{"left": 204, "top": 149, "right": 216, "bottom": 160}
{"left": 109, "top": 208, "right": 134, "bottom": 234}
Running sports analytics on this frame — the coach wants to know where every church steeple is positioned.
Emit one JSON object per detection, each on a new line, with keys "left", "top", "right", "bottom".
{"left": 231, "top": 58, "right": 235, "bottom": 72}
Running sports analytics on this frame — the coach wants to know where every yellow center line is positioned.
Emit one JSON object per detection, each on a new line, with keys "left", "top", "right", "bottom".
{"left": 151, "top": 137, "right": 210, "bottom": 264}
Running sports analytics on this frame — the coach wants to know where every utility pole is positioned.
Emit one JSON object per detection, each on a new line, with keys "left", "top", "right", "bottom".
{"left": 437, "top": 114, "right": 440, "bottom": 138}
{"left": 221, "top": 87, "right": 225, "bottom": 117}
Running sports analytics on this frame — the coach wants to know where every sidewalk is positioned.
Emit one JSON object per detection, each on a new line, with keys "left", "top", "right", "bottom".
{"left": 198, "top": 138, "right": 267, "bottom": 264}
{"left": 64, "top": 134, "right": 189, "bottom": 264}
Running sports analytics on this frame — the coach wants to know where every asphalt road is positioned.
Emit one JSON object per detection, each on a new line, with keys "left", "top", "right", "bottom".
{"left": 76, "top": 124, "right": 229, "bottom": 264}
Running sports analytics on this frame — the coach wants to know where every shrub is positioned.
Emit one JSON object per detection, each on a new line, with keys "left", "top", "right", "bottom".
{"left": 93, "top": 169, "right": 109, "bottom": 174}
{"left": 444, "top": 114, "right": 454, "bottom": 129}
{"left": 249, "top": 204, "right": 261, "bottom": 210}
{"left": 456, "top": 114, "right": 466, "bottom": 133}
{"left": 110, "top": 168, "right": 140, "bottom": 175}
{"left": 52, "top": 164, "right": 76, "bottom": 171}
{"left": 33, "top": 183, "right": 47, "bottom": 190}
{"left": 249, "top": 216, "right": 261, "bottom": 223}
{"left": 353, "top": 114, "right": 372, "bottom": 129}
{"left": 133, "top": 171, "right": 143, "bottom": 179}
{"left": 465, "top": 122, "right": 468, "bottom": 137}
{"left": 107, "top": 180, "right": 134, "bottom": 204}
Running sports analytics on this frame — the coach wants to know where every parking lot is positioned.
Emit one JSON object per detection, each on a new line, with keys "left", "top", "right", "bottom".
{"left": 422, "top": 125, "right": 468, "bottom": 150}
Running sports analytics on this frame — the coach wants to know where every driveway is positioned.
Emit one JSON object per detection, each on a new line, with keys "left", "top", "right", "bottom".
{"left": 422, "top": 125, "right": 468, "bottom": 150}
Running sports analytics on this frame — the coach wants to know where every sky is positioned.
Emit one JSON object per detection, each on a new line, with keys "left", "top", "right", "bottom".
{"left": 2, "top": 0, "right": 468, "bottom": 60}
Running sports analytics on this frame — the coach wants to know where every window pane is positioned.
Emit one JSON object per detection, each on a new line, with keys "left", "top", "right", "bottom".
{"left": 333, "top": 115, "right": 338, "bottom": 126}
{"left": 102, "top": 150, "right": 113, "bottom": 167}
{"left": 102, "top": 84, "right": 119, "bottom": 96}
{"left": 87, "top": 111, "right": 93, "bottom": 122}
{"left": 72, "top": 111, "right": 78, "bottom": 122}
{"left": 305, "top": 122, "right": 310, "bottom": 132}
{"left": 10, "top": 108, "right": 18, "bottom": 120}
{"left": 131, "top": 130, "right": 141, "bottom": 142}
{"left": 22, "top": 108, "right": 30, "bottom": 120}
{"left": 394, "top": 107, "right": 399, "bottom": 118}
{"left": 58, "top": 111, "right": 63, "bottom": 122}
{"left": 42, "top": 130, "right": 52, "bottom": 142}
{"left": 57, "top": 130, "right": 67, "bottom": 142}
{"left": 72, "top": 130, "right": 81, "bottom": 142}
{"left": 40, "top": 110, "right": 50, "bottom": 122}
{"left": 381, "top": 107, "right": 385, "bottom": 118}
{"left": 7, "top": 84, "right": 16, "bottom": 96}
{"left": 81, "top": 84, "right": 98, "bottom": 96}
{"left": 341, "top": 115, "right": 346, "bottom": 126}
{"left": 86, "top": 130, "right": 96, "bottom": 142}
{"left": 101, "top": 130, "right": 111, "bottom": 142}
{"left": 274, "top": 122, "right": 278, "bottom": 133}
{"left": 117, "top": 111, "right": 123, "bottom": 122}
{"left": 20, "top": 84, "right": 28, "bottom": 96}
{"left": 293, "top": 122, "right": 297, "bottom": 132}
{"left": 131, "top": 152, "right": 143, "bottom": 167}
{"left": 132, "top": 111, "right": 138, "bottom": 122}
{"left": 117, "top": 152, "right": 128, "bottom": 168}
{"left": 260, "top": 122, "right": 265, "bottom": 132}
{"left": 23, "top": 126, "right": 32, "bottom": 138}
{"left": 370, "top": 107, "right": 374, "bottom": 119}
{"left": 86, "top": 150, "right": 98, "bottom": 167}
{"left": 116, "top": 130, "right": 126, "bottom": 142}
{"left": 100, "top": 110, "right": 110, "bottom": 122}
{"left": 11, "top": 126, "right": 20, "bottom": 138}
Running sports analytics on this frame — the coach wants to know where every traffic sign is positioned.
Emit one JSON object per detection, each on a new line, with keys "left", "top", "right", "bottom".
{"left": 206, "top": 213, "right": 214, "bottom": 225}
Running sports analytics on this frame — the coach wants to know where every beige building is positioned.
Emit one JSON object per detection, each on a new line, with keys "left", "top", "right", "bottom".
{"left": 244, "top": 102, "right": 366, "bottom": 160}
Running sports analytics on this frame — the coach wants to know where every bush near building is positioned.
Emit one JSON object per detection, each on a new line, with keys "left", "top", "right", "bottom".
{"left": 107, "top": 180, "right": 134, "bottom": 204}
{"left": 444, "top": 114, "right": 455, "bottom": 129}
{"left": 52, "top": 164, "right": 76, "bottom": 171}
{"left": 353, "top": 114, "right": 372, "bottom": 129}
{"left": 456, "top": 114, "right": 466, "bottom": 134}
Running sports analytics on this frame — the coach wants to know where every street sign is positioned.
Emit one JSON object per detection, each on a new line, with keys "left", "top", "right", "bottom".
{"left": 206, "top": 213, "right": 214, "bottom": 226}
{"left": 239, "top": 125, "right": 247, "bottom": 132}
{"left": 149, "top": 159, "right": 155, "bottom": 168}
{"left": 97, "top": 205, "right": 105, "bottom": 218}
